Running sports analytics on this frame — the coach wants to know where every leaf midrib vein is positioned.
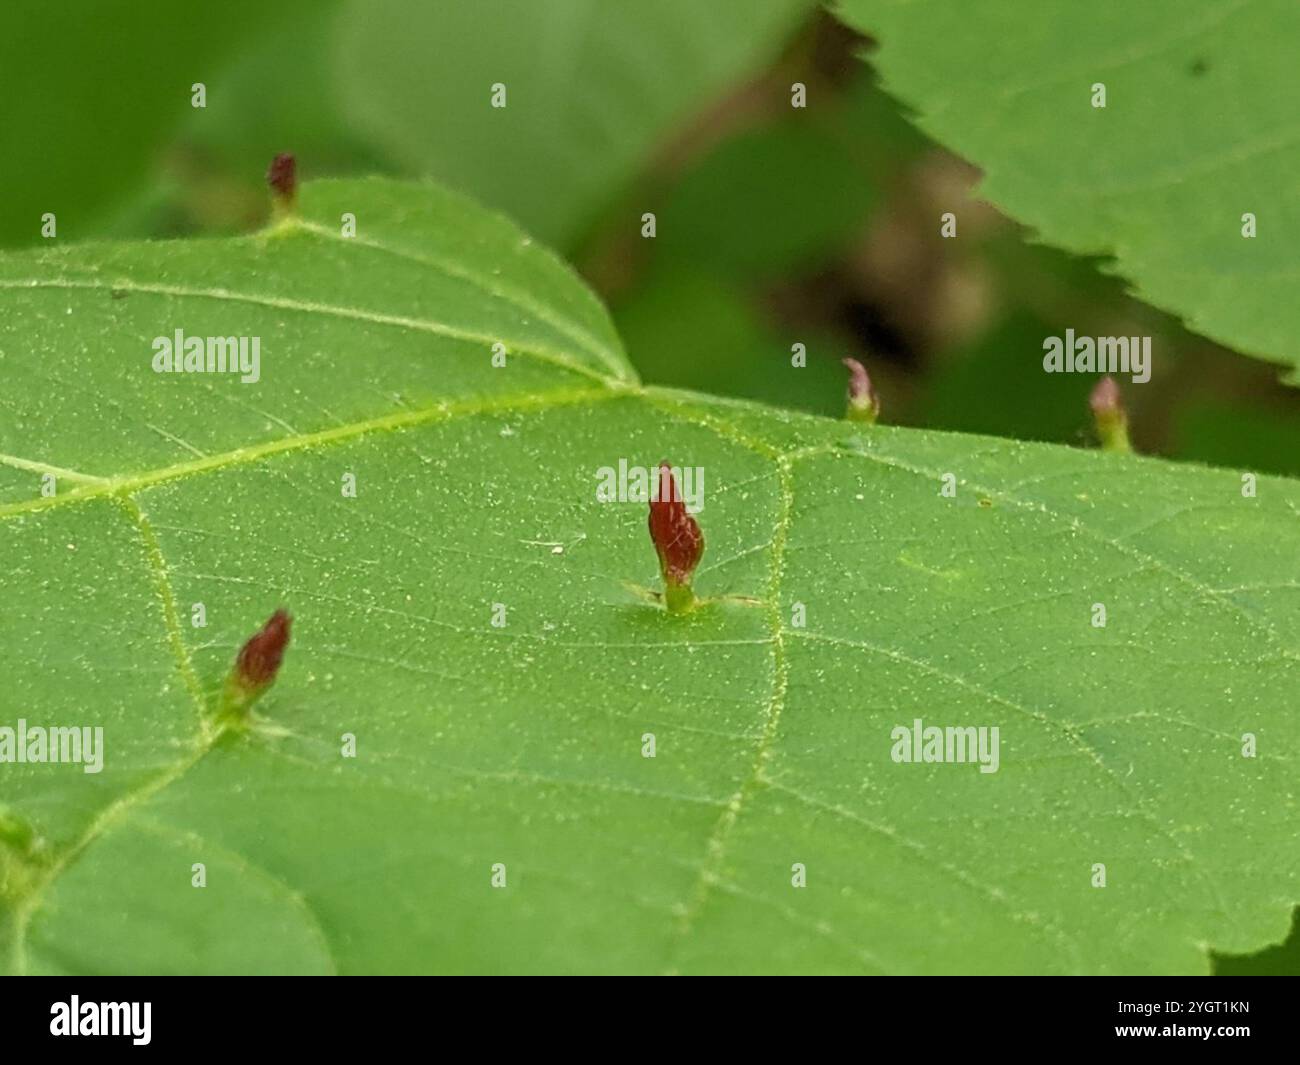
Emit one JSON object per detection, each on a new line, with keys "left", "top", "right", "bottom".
{"left": 0, "top": 277, "right": 620, "bottom": 386}
{"left": 0, "top": 385, "right": 619, "bottom": 520}
{"left": 292, "top": 219, "right": 628, "bottom": 381}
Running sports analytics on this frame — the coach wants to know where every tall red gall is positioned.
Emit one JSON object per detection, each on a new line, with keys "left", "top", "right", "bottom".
{"left": 267, "top": 153, "right": 298, "bottom": 215}
{"left": 1089, "top": 375, "right": 1131, "bottom": 453}
{"left": 221, "top": 609, "right": 292, "bottom": 719}
{"left": 648, "top": 463, "right": 704, "bottom": 613}
{"left": 842, "top": 357, "right": 880, "bottom": 424}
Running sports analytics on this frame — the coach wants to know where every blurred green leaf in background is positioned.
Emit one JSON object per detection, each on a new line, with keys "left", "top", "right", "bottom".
{"left": 337, "top": 0, "right": 817, "bottom": 250}
{"left": 0, "top": 0, "right": 316, "bottom": 245}
{"left": 837, "top": 0, "right": 1300, "bottom": 386}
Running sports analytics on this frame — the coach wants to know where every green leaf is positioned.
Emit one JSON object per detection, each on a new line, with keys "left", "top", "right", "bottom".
{"left": 335, "top": 0, "right": 815, "bottom": 248}
{"left": 835, "top": 0, "right": 1300, "bottom": 384}
{"left": 0, "top": 179, "right": 1296, "bottom": 974}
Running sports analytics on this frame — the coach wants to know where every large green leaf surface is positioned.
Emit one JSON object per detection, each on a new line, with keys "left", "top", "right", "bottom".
{"left": 0, "top": 179, "right": 1297, "bottom": 974}
{"left": 836, "top": 0, "right": 1300, "bottom": 384}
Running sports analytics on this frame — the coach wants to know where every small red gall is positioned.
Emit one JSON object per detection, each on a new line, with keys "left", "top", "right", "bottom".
{"left": 842, "top": 356, "right": 880, "bottom": 424}
{"left": 236, "top": 608, "right": 291, "bottom": 688}
{"left": 648, "top": 463, "right": 704, "bottom": 613}
{"left": 222, "top": 608, "right": 292, "bottom": 718}
{"left": 1089, "top": 375, "right": 1121, "bottom": 418}
{"left": 1089, "top": 375, "right": 1131, "bottom": 453}
{"left": 267, "top": 153, "right": 298, "bottom": 213}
